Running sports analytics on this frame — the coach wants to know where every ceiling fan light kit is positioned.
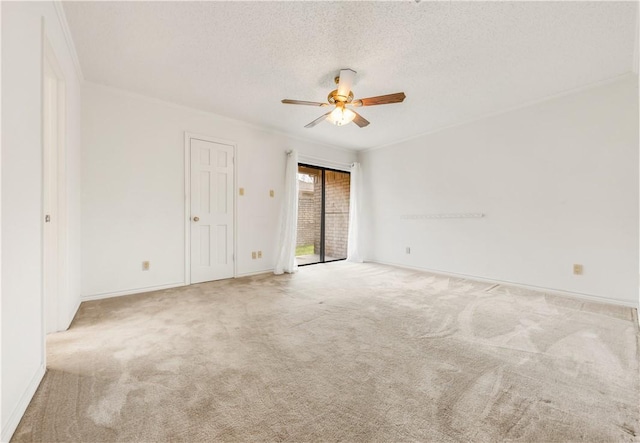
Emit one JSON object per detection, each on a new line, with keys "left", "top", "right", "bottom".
{"left": 330, "top": 104, "right": 356, "bottom": 126}
{"left": 281, "top": 68, "right": 406, "bottom": 128}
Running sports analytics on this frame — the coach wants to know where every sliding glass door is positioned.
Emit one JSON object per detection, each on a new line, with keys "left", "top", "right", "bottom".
{"left": 296, "top": 164, "right": 350, "bottom": 266}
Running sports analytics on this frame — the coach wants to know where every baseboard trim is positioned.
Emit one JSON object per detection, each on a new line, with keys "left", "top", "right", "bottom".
{"left": 236, "top": 269, "right": 274, "bottom": 278}
{"left": 81, "top": 282, "right": 186, "bottom": 302}
{"left": 1, "top": 365, "right": 46, "bottom": 443}
{"left": 369, "top": 260, "right": 638, "bottom": 308}
{"left": 81, "top": 272, "right": 278, "bottom": 302}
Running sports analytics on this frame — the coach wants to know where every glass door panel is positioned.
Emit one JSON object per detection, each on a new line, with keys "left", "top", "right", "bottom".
{"left": 324, "top": 170, "right": 350, "bottom": 261}
{"left": 296, "top": 165, "right": 322, "bottom": 265}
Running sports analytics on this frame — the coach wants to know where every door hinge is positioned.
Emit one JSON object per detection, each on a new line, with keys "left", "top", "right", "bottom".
{"left": 45, "top": 214, "right": 51, "bottom": 223}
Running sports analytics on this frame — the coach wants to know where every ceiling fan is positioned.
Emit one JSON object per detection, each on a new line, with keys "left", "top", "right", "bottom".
{"left": 281, "top": 69, "right": 406, "bottom": 128}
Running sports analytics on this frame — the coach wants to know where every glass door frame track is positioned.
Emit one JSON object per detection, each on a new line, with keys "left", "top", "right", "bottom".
{"left": 297, "top": 162, "right": 350, "bottom": 267}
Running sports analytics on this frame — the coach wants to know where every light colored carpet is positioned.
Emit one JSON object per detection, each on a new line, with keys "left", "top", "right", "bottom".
{"left": 12, "top": 262, "right": 640, "bottom": 442}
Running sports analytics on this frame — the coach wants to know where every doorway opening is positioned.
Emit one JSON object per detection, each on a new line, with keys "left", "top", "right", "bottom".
{"left": 296, "top": 164, "right": 350, "bottom": 266}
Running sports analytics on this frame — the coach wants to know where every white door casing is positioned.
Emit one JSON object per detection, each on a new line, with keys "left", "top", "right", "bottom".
{"left": 43, "top": 35, "right": 67, "bottom": 335}
{"left": 43, "top": 61, "right": 59, "bottom": 334}
{"left": 188, "top": 137, "right": 235, "bottom": 283}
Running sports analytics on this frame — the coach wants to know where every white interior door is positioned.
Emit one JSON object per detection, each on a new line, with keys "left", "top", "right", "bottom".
{"left": 190, "top": 138, "right": 235, "bottom": 283}
{"left": 43, "top": 59, "right": 59, "bottom": 334}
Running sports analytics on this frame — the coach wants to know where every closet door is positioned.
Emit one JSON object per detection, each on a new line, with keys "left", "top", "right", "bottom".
{"left": 190, "top": 138, "right": 234, "bottom": 283}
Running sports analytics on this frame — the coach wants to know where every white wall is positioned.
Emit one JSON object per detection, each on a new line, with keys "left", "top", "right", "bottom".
{"left": 361, "top": 76, "right": 639, "bottom": 306}
{"left": 81, "top": 83, "right": 355, "bottom": 299}
{"left": 1, "top": 1, "right": 83, "bottom": 440}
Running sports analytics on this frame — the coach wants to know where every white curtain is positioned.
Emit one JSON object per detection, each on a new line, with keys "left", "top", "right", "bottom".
{"left": 274, "top": 150, "right": 299, "bottom": 274}
{"left": 346, "top": 162, "right": 363, "bottom": 262}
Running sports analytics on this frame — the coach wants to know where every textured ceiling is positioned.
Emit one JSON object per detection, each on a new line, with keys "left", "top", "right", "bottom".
{"left": 63, "top": 1, "right": 637, "bottom": 150}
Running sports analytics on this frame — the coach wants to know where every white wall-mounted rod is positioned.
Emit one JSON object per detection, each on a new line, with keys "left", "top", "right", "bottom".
{"left": 401, "top": 213, "right": 485, "bottom": 220}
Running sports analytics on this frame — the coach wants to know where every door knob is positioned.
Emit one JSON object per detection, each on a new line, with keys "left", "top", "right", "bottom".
{"left": 193, "top": 216, "right": 200, "bottom": 222}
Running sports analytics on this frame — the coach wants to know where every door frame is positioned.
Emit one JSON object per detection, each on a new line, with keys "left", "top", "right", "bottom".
{"left": 183, "top": 132, "right": 237, "bottom": 285}
{"left": 42, "top": 30, "right": 68, "bottom": 335}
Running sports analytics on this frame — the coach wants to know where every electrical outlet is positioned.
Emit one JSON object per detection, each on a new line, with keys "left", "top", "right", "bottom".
{"left": 269, "top": 190, "right": 274, "bottom": 197}
{"left": 252, "top": 251, "right": 257, "bottom": 259}
{"left": 257, "top": 251, "right": 262, "bottom": 259}
{"left": 573, "top": 264, "right": 583, "bottom": 275}
{"left": 239, "top": 188, "right": 245, "bottom": 196}
{"left": 142, "top": 261, "right": 150, "bottom": 271}
{"left": 406, "top": 247, "right": 411, "bottom": 254}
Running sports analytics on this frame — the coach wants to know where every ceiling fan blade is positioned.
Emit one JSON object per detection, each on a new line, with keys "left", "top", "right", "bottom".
{"left": 304, "top": 111, "right": 332, "bottom": 128}
{"left": 352, "top": 111, "right": 370, "bottom": 128}
{"left": 282, "top": 99, "right": 329, "bottom": 107}
{"left": 336, "top": 69, "right": 356, "bottom": 101}
{"left": 352, "top": 92, "right": 406, "bottom": 107}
